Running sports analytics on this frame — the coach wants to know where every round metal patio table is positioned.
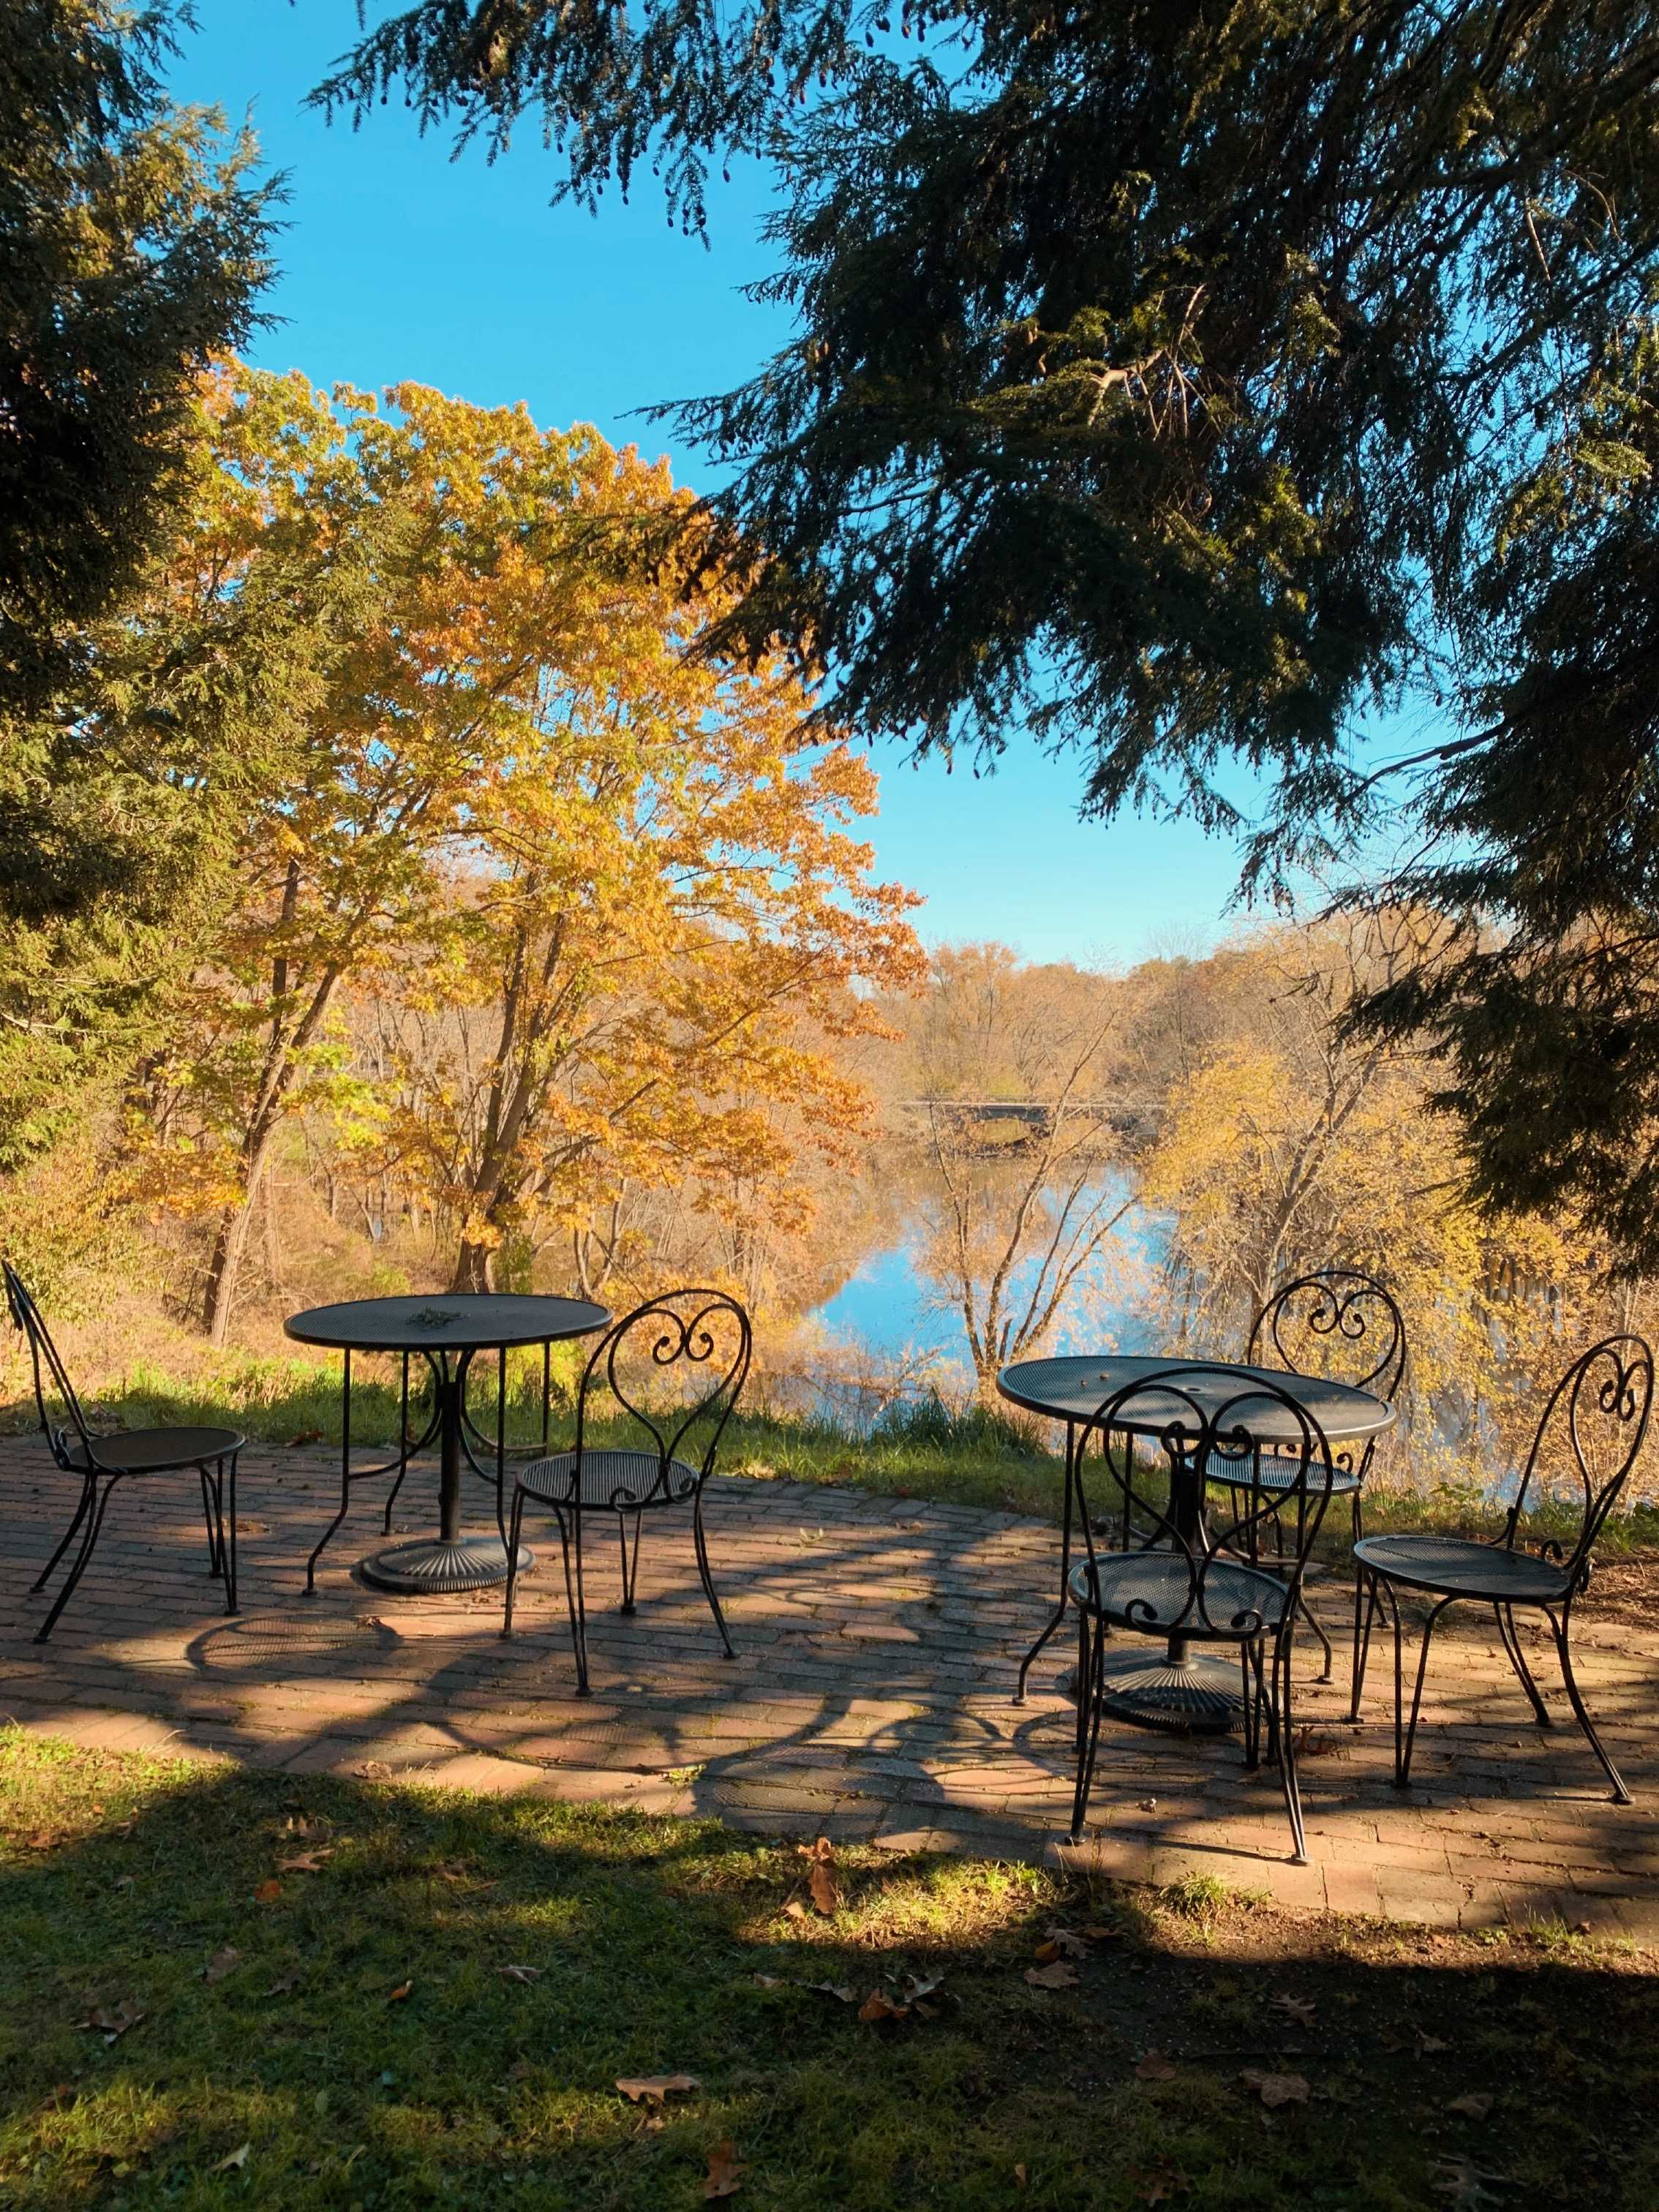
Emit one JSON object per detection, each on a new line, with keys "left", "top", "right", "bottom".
{"left": 287, "top": 1293, "right": 609, "bottom": 1597}
{"left": 997, "top": 1353, "right": 1396, "bottom": 1734}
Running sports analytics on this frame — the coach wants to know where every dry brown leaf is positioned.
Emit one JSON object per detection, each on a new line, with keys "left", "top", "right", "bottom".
{"left": 1416, "top": 2029, "right": 1451, "bottom": 2056}
{"left": 809, "top": 1982, "right": 857, "bottom": 2003}
{"left": 24, "top": 1829, "right": 59, "bottom": 1851}
{"left": 1042, "top": 1926, "right": 1091, "bottom": 1959}
{"left": 497, "top": 1964, "right": 541, "bottom": 1985}
{"left": 797, "top": 1837, "right": 840, "bottom": 1915}
{"left": 1447, "top": 2094, "right": 1494, "bottom": 2121}
{"left": 1431, "top": 2155, "right": 1511, "bottom": 2205}
{"left": 1241, "top": 2068, "right": 1310, "bottom": 2109}
{"left": 386, "top": 1980, "right": 413, "bottom": 2003}
{"left": 253, "top": 1878, "right": 282, "bottom": 1905}
{"left": 356, "top": 1760, "right": 393, "bottom": 1780}
{"left": 1083, "top": 1923, "right": 1118, "bottom": 1942}
{"left": 1024, "top": 1959, "right": 1080, "bottom": 1990}
{"left": 1129, "top": 2159, "right": 1192, "bottom": 2204}
{"left": 75, "top": 2001, "right": 146, "bottom": 2044}
{"left": 276, "top": 1848, "right": 334, "bottom": 1874}
{"left": 203, "top": 1946, "right": 241, "bottom": 1985}
{"left": 751, "top": 1974, "right": 784, "bottom": 1989}
{"left": 1271, "top": 1994, "right": 1317, "bottom": 2027}
{"left": 1033, "top": 1938, "right": 1061, "bottom": 1964}
{"left": 112, "top": 1874, "right": 135, "bottom": 1893}
{"left": 616, "top": 2074, "right": 700, "bottom": 2104}
{"left": 263, "top": 1971, "right": 301, "bottom": 1998}
{"left": 701, "top": 2140, "right": 748, "bottom": 2200}
{"left": 1135, "top": 2052, "right": 1178, "bottom": 2083}
{"left": 1014, "top": 2163, "right": 1028, "bottom": 2187}
{"left": 213, "top": 2143, "right": 251, "bottom": 2174}
{"left": 281, "top": 1816, "right": 326, "bottom": 1839}
{"left": 287, "top": 1428, "right": 324, "bottom": 1447}
{"left": 783, "top": 1900, "right": 810, "bottom": 1925}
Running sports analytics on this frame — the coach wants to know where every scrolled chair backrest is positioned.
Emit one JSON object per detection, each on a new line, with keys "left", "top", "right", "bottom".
{"left": 1074, "top": 1364, "right": 1338, "bottom": 1639}
{"left": 3, "top": 1261, "right": 95, "bottom": 1469}
{"left": 573, "top": 1289, "right": 752, "bottom": 1508}
{"left": 1247, "top": 1268, "right": 1407, "bottom": 1401}
{"left": 1505, "top": 1333, "right": 1654, "bottom": 1581}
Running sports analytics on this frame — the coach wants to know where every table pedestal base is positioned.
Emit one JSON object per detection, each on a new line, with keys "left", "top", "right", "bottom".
{"left": 358, "top": 1533, "right": 532, "bottom": 1595}
{"left": 1093, "top": 1647, "right": 1243, "bottom": 1735}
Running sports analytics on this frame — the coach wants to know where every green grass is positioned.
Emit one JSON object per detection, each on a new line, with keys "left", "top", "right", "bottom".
{"left": 14, "top": 1349, "right": 1659, "bottom": 1554}
{"left": 4, "top": 1735, "right": 1658, "bottom": 2210}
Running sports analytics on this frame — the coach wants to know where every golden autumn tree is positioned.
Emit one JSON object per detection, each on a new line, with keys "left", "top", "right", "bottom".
{"left": 139, "top": 368, "right": 921, "bottom": 1333}
{"left": 1140, "top": 920, "right": 1642, "bottom": 1484}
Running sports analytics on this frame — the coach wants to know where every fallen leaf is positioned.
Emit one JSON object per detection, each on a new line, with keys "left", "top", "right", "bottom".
{"left": 1024, "top": 1960, "right": 1080, "bottom": 1990}
{"left": 1290, "top": 1724, "right": 1340, "bottom": 1758}
{"left": 797, "top": 1837, "right": 840, "bottom": 1915}
{"left": 1042, "top": 1926, "right": 1091, "bottom": 1959}
{"left": 1014, "top": 2163, "right": 1028, "bottom": 2186}
{"left": 203, "top": 1946, "right": 241, "bottom": 1985}
{"left": 750, "top": 1974, "right": 783, "bottom": 1989}
{"left": 1033, "top": 1938, "right": 1061, "bottom": 1964}
{"left": 783, "top": 1900, "right": 810, "bottom": 1925}
{"left": 287, "top": 1429, "right": 324, "bottom": 1447}
{"left": 701, "top": 2140, "right": 748, "bottom": 2200}
{"left": 253, "top": 1878, "right": 282, "bottom": 1905}
{"left": 263, "top": 1971, "right": 301, "bottom": 1998}
{"left": 617, "top": 2074, "right": 700, "bottom": 2104}
{"left": 40, "top": 2085, "right": 78, "bottom": 2113}
{"left": 1135, "top": 2051, "right": 1178, "bottom": 2083}
{"left": 1129, "top": 2159, "right": 1193, "bottom": 2205}
{"left": 281, "top": 1816, "right": 327, "bottom": 1840}
{"left": 276, "top": 1848, "right": 334, "bottom": 1874}
{"left": 1271, "top": 1993, "right": 1317, "bottom": 2027}
{"left": 1138, "top": 1797, "right": 1158, "bottom": 1811}
{"left": 1416, "top": 2029, "right": 1451, "bottom": 2056}
{"left": 24, "top": 1829, "right": 59, "bottom": 1851}
{"left": 809, "top": 1982, "right": 857, "bottom": 2003}
{"left": 497, "top": 1964, "right": 541, "bottom": 1985}
{"left": 859, "top": 1990, "right": 903, "bottom": 2023}
{"left": 1447, "top": 2093, "right": 1495, "bottom": 2121}
{"left": 75, "top": 2001, "right": 146, "bottom": 2044}
{"left": 1083, "top": 1923, "right": 1118, "bottom": 1942}
{"left": 112, "top": 1874, "right": 135, "bottom": 1893}
{"left": 386, "top": 1981, "right": 413, "bottom": 2003}
{"left": 1241, "top": 2068, "right": 1310, "bottom": 2109}
{"left": 213, "top": 2143, "right": 250, "bottom": 2174}
{"left": 356, "top": 1760, "right": 393, "bottom": 1780}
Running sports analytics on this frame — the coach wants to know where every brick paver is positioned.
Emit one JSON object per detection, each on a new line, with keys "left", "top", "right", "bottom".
{"left": 3, "top": 1437, "right": 1658, "bottom": 1937}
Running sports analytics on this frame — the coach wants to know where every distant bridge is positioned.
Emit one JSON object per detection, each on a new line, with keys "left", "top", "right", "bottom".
{"left": 896, "top": 1096, "right": 1162, "bottom": 1141}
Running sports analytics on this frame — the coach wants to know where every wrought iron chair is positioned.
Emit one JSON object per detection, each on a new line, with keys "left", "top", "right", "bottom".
{"left": 501, "top": 1290, "right": 751, "bottom": 1694}
{"left": 5, "top": 1263, "right": 244, "bottom": 1642}
{"left": 1067, "top": 1366, "right": 1337, "bottom": 1863}
{"left": 1353, "top": 1333, "right": 1652, "bottom": 1801}
{"left": 1205, "top": 1270, "right": 1406, "bottom": 1706}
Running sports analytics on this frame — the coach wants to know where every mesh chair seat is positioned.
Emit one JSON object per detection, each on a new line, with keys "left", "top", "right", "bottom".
{"left": 518, "top": 1448, "right": 700, "bottom": 1511}
{"left": 1353, "top": 1532, "right": 1570, "bottom": 1605}
{"left": 1069, "top": 1550, "right": 1291, "bottom": 1638}
{"left": 64, "top": 1426, "right": 245, "bottom": 1475}
{"left": 1209, "top": 1448, "right": 1362, "bottom": 1498}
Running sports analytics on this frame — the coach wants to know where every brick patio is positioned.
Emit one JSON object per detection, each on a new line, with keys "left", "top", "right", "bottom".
{"left": 3, "top": 1435, "right": 1658, "bottom": 1941}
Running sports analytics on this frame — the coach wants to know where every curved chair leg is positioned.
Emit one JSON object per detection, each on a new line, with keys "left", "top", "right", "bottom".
{"left": 691, "top": 1497, "right": 735, "bottom": 1659}
{"left": 1068, "top": 1610, "right": 1107, "bottom": 1844}
{"left": 1272, "top": 1633, "right": 1308, "bottom": 1862}
{"left": 552, "top": 1505, "right": 591, "bottom": 1695}
{"left": 1350, "top": 1566, "right": 1381, "bottom": 1722}
{"left": 222, "top": 1456, "right": 239, "bottom": 1614}
{"left": 1494, "top": 1603, "right": 1551, "bottom": 1726}
{"left": 31, "top": 1480, "right": 92, "bottom": 1592}
{"left": 618, "top": 1511, "right": 643, "bottom": 1614}
{"left": 35, "top": 1474, "right": 121, "bottom": 1642}
{"left": 1393, "top": 1590, "right": 1457, "bottom": 1788}
{"left": 501, "top": 1486, "right": 528, "bottom": 1638}
{"left": 1551, "top": 1606, "right": 1631, "bottom": 1805}
{"left": 1347, "top": 1491, "right": 1366, "bottom": 1718}
{"left": 1296, "top": 1588, "right": 1334, "bottom": 1684}
{"left": 1240, "top": 1640, "right": 1262, "bottom": 1772}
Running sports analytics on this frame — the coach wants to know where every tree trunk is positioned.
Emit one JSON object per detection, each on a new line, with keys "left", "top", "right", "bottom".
{"left": 203, "top": 1181, "right": 260, "bottom": 1347}
{"left": 451, "top": 1238, "right": 495, "bottom": 1293}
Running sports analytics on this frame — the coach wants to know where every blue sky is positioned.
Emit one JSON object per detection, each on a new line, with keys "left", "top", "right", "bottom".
{"left": 171, "top": 1, "right": 1286, "bottom": 966}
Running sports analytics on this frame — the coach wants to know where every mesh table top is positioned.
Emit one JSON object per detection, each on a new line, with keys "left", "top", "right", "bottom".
{"left": 996, "top": 1353, "right": 1396, "bottom": 1446}
{"left": 284, "top": 1293, "right": 610, "bottom": 1354}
